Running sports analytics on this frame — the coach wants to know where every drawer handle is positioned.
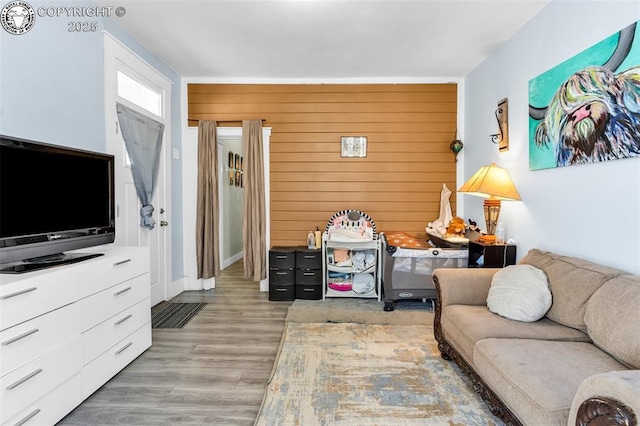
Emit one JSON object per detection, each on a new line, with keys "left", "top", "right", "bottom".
{"left": 275, "top": 288, "right": 288, "bottom": 292}
{"left": 115, "top": 342, "right": 133, "bottom": 355}
{"left": 113, "top": 258, "right": 132, "bottom": 266}
{"left": 2, "top": 328, "right": 39, "bottom": 346}
{"left": 114, "top": 286, "right": 132, "bottom": 296}
{"left": 276, "top": 272, "right": 288, "bottom": 275}
{"left": 303, "top": 289, "right": 315, "bottom": 292}
{"left": 1, "top": 287, "right": 37, "bottom": 300}
{"left": 303, "top": 272, "right": 314, "bottom": 276}
{"left": 275, "top": 255, "right": 288, "bottom": 259}
{"left": 6, "top": 368, "right": 43, "bottom": 390}
{"left": 13, "top": 408, "right": 41, "bottom": 426}
{"left": 114, "top": 314, "right": 132, "bottom": 326}
{"left": 304, "top": 255, "right": 315, "bottom": 259}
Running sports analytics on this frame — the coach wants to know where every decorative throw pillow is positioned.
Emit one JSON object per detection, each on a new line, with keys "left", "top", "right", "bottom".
{"left": 487, "top": 264, "right": 552, "bottom": 322}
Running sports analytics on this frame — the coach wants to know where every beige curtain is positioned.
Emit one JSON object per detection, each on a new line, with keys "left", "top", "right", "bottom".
{"left": 196, "top": 120, "right": 220, "bottom": 279}
{"left": 242, "top": 120, "right": 267, "bottom": 281}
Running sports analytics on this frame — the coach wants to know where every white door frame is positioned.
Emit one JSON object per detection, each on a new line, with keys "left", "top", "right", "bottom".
{"left": 104, "top": 32, "right": 173, "bottom": 304}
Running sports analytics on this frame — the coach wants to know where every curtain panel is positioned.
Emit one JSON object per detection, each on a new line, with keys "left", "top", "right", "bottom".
{"left": 195, "top": 120, "right": 220, "bottom": 279}
{"left": 115, "top": 102, "right": 164, "bottom": 230}
{"left": 242, "top": 120, "right": 267, "bottom": 281}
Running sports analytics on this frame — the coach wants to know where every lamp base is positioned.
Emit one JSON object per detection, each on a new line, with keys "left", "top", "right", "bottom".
{"left": 483, "top": 198, "right": 502, "bottom": 236}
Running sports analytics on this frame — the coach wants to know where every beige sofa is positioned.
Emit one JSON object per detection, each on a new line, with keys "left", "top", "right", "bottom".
{"left": 432, "top": 249, "right": 640, "bottom": 426}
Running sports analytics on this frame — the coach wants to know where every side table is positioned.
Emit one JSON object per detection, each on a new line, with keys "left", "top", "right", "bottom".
{"left": 469, "top": 241, "right": 516, "bottom": 268}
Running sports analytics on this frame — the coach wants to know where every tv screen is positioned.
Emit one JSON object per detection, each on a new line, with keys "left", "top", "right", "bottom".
{"left": 0, "top": 135, "right": 115, "bottom": 272}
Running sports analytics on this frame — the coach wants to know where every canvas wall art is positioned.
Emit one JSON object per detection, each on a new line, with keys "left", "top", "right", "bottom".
{"left": 528, "top": 21, "right": 640, "bottom": 170}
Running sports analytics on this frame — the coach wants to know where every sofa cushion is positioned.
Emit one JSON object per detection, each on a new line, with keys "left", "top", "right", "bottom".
{"left": 487, "top": 264, "right": 551, "bottom": 322}
{"left": 473, "top": 338, "right": 628, "bottom": 426}
{"left": 441, "top": 305, "right": 590, "bottom": 368}
{"left": 584, "top": 275, "right": 640, "bottom": 369}
{"left": 519, "top": 249, "right": 626, "bottom": 331}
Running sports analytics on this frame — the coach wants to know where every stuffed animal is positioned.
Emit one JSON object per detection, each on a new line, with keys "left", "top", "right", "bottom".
{"left": 445, "top": 217, "right": 466, "bottom": 238}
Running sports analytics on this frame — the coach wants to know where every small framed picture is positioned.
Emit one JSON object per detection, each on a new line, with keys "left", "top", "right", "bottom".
{"left": 235, "top": 154, "right": 240, "bottom": 170}
{"left": 240, "top": 156, "right": 244, "bottom": 171}
{"left": 235, "top": 171, "right": 240, "bottom": 186}
{"left": 229, "top": 170, "right": 234, "bottom": 185}
{"left": 341, "top": 136, "right": 367, "bottom": 158}
{"left": 240, "top": 173, "right": 244, "bottom": 188}
{"left": 228, "top": 151, "right": 234, "bottom": 168}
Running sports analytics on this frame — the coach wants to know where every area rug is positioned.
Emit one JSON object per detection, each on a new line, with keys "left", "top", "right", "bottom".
{"left": 151, "top": 302, "right": 206, "bottom": 328}
{"left": 255, "top": 322, "right": 504, "bottom": 425}
{"left": 286, "top": 298, "right": 434, "bottom": 326}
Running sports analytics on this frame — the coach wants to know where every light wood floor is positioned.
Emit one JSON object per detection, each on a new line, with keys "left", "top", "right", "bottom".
{"left": 58, "top": 261, "right": 292, "bottom": 425}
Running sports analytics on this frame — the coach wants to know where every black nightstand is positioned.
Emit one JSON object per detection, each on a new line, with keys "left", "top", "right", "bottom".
{"left": 469, "top": 241, "right": 516, "bottom": 268}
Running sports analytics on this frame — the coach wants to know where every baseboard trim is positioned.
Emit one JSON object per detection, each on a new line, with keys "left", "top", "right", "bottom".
{"left": 221, "top": 252, "right": 243, "bottom": 270}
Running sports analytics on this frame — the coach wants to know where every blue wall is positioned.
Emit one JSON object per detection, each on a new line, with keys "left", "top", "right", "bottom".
{"left": 0, "top": 1, "right": 104, "bottom": 151}
{"left": 463, "top": 1, "right": 640, "bottom": 273}
{"left": 0, "top": 0, "right": 184, "bottom": 280}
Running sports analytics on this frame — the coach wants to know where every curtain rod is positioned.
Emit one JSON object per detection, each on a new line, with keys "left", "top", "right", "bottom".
{"left": 188, "top": 118, "right": 266, "bottom": 123}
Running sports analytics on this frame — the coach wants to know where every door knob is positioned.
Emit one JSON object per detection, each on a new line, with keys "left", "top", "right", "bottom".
{"left": 160, "top": 220, "right": 168, "bottom": 227}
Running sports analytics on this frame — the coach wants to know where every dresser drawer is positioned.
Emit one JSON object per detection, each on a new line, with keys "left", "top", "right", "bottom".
{"left": 0, "top": 336, "right": 82, "bottom": 423}
{"left": 76, "top": 247, "right": 149, "bottom": 299}
{"left": 3, "top": 373, "right": 82, "bottom": 426}
{"left": 295, "top": 248, "right": 322, "bottom": 269}
{"left": 82, "top": 323, "right": 151, "bottom": 399}
{"left": 80, "top": 273, "right": 150, "bottom": 332}
{"left": 295, "top": 285, "right": 322, "bottom": 300}
{"left": 269, "top": 247, "right": 296, "bottom": 269}
{"left": 269, "top": 284, "right": 295, "bottom": 301}
{"left": 0, "top": 302, "right": 81, "bottom": 377}
{"left": 0, "top": 267, "right": 79, "bottom": 332}
{"left": 82, "top": 297, "right": 151, "bottom": 365}
{"left": 295, "top": 269, "right": 322, "bottom": 286}
{"left": 269, "top": 269, "right": 295, "bottom": 285}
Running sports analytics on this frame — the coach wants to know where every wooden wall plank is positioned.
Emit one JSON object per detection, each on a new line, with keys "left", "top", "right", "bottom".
{"left": 188, "top": 83, "right": 458, "bottom": 248}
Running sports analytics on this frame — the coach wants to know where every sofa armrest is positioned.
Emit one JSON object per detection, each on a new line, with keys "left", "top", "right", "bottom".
{"left": 569, "top": 370, "right": 639, "bottom": 425}
{"left": 433, "top": 267, "right": 500, "bottom": 307}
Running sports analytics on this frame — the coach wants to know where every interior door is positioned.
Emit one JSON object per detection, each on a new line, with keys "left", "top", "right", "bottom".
{"left": 104, "top": 34, "right": 172, "bottom": 306}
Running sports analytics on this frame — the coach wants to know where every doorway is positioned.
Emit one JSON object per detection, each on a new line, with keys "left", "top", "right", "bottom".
{"left": 104, "top": 33, "right": 172, "bottom": 306}
{"left": 181, "top": 124, "right": 271, "bottom": 291}
{"left": 218, "top": 134, "right": 244, "bottom": 270}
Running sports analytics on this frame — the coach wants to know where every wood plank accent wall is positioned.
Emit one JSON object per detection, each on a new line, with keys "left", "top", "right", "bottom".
{"left": 188, "top": 84, "right": 458, "bottom": 247}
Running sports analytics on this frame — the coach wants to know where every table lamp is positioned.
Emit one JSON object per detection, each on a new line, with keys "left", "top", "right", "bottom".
{"left": 458, "top": 163, "right": 521, "bottom": 242}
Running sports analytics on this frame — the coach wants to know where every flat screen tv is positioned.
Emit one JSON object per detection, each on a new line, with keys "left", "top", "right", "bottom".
{"left": 0, "top": 134, "right": 115, "bottom": 273}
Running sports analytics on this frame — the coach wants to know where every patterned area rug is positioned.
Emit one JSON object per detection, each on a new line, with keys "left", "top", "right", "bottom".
{"left": 151, "top": 302, "right": 207, "bottom": 328}
{"left": 255, "top": 322, "right": 504, "bottom": 426}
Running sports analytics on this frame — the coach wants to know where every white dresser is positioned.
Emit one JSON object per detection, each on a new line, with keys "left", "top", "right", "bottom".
{"left": 0, "top": 245, "right": 151, "bottom": 426}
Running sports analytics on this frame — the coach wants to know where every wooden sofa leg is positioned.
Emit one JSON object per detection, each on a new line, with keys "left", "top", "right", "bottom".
{"left": 576, "top": 398, "right": 637, "bottom": 426}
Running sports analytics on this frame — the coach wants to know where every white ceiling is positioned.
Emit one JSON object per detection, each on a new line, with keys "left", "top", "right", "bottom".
{"left": 100, "top": 0, "right": 550, "bottom": 80}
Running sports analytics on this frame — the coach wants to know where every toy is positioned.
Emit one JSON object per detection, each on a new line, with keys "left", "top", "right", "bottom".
{"left": 445, "top": 217, "right": 467, "bottom": 238}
